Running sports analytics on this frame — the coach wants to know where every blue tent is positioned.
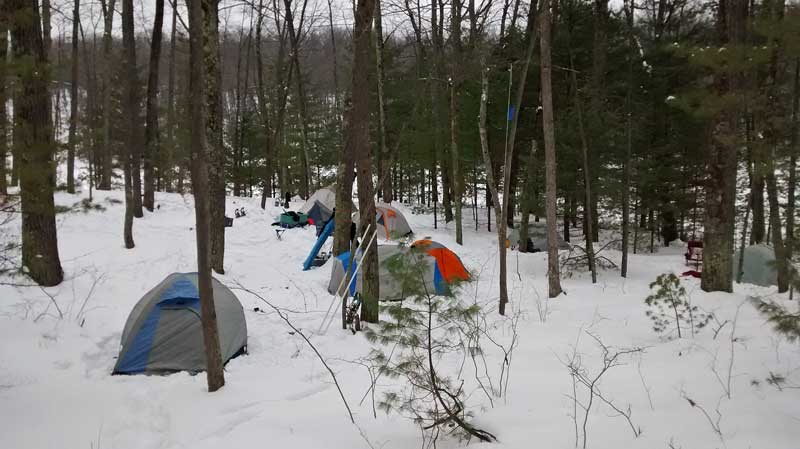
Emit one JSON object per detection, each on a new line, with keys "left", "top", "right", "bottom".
{"left": 113, "top": 273, "right": 247, "bottom": 374}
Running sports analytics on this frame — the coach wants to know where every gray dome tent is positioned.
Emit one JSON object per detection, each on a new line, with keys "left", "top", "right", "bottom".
{"left": 113, "top": 273, "right": 247, "bottom": 374}
{"left": 733, "top": 244, "right": 778, "bottom": 287}
{"left": 507, "top": 222, "right": 570, "bottom": 251}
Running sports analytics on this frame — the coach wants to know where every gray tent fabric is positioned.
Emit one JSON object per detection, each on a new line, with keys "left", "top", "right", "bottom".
{"left": 733, "top": 244, "right": 778, "bottom": 287}
{"left": 299, "top": 185, "right": 337, "bottom": 214}
{"left": 352, "top": 203, "right": 413, "bottom": 239}
{"left": 299, "top": 185, "right": 356, "bottom": 215}
{"left": 327, "top": 245, "right": 437, "bottom": 301}
{"left": 508, "top": 222, "right": 570, "bottom": 251}
{"left": 113, "top": 273, "right": 247, "bottom": 374}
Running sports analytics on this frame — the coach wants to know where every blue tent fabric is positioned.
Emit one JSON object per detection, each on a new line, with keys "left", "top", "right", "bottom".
{"left": 303, "top": 218, "right": 335, "bottom": 271}
{"left": 113, "top": 273, "right": 247, "bottom": 375}
{"left": 117, "top": 305, "right": 162, "bottom": 373}
{"left": 433, "top": 265, "right": 444, "bottom": 294}
{"left": 158, "top": 277, "right": 200, "bottom": 305}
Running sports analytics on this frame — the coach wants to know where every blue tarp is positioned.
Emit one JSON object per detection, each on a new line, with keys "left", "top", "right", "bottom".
{"left": 303, "top": 219, "right": 335, "bottom": 271}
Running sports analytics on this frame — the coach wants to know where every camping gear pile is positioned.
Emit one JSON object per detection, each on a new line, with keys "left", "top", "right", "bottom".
{"left": 113, "top": 273, "right": 248, "bottom": 375}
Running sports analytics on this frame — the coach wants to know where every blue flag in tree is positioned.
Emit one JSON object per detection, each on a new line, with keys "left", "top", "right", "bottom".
{"left": 507, "top": 106, "right": 515, "bottom": 121}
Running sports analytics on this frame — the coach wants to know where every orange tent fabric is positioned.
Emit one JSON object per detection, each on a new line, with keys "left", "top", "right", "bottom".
{"left": 411, "top": 240, "right": 470, "bottom": 283}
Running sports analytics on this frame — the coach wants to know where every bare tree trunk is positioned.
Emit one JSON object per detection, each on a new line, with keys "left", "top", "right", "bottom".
{"left": 787, "top": 58, "right": 799, "bottom": 262}
{"left": 327, "top": 0, "right": 341, "bottom": 131}
{"left": 143, "top": 0, "right": 165, "bottom": 211}
{"left": 204, "top": 0, "right": 225, "bottom": 275}
{"left": 449, "top": 0, "right": 463, "bottom": 245}
{"left": 99, "top": 0, "right": 116, "bottom": 190}
{"left": 255, "top": 1, "right": 273, "bottom": 207}
{"left": 587, "top": 0, "right": 608, "bottom": 243}
{"left": 479, "top": 67, "right": 509, "bottom": 315}
{"left": 621, "top": 0, "right": 634, "bottom": 278}
{"left": 348, "top": 0, "right": 379, "bottom": 322}
{"left": 7, "top": 0, "right": 63, "bottom": 286}
{"left": 283, "top": 0, "right": 312, "bottom": 199}
{"left": 0, "top": 15, "right": 8, "bottom": 196}
{"left": 568, "top": 49, "right": 597, "bottom": 283}
{"left": 188, "top": 0, "right": 225, "bottom": 392}
{"left": 66, "top": 0, "right": 80, "bottom": 194}
{"left": 540, "top": 0, "right": 563, "bottom": 298}
{"left": 374, "top": 0, "right": 391, "bottom": 203}
{"left": 165, "top": 2, "right": 177, "bottom": 192}
{"left": 122, "top": 0, "right": 137, "bottom": 248}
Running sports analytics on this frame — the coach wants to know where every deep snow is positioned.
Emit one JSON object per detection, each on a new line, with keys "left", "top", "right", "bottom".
{"left": 1, "top": 187, "right": 799, "bottom": 449}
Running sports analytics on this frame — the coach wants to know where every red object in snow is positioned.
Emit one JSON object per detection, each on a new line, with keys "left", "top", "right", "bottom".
{"left": 308, "top": 217, "right": 315, "bottom": 226}
{"left": 681, "top": 270, "right": 702, "bottom": 279}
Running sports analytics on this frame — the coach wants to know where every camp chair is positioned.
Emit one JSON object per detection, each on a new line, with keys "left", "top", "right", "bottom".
{"left": 685, "top": 240, "right": 703, "bottom": 269}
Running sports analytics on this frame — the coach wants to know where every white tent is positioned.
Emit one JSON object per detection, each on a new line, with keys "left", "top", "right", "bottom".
{"left": 299, "top": 185, "right": 337, "bottom": 214}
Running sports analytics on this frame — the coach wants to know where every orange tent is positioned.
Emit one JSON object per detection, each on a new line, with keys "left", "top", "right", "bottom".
{"left": 411, "top": 239, "right": 470, "bottom": 283}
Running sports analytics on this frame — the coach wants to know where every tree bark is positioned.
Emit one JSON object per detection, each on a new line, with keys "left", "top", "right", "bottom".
{"left": 283, "top": 0, "right": 312, "bottom": 199}
{"left": 587, "top": 0, "right": 608, "bottom": 243}
{"left": 787, "top": 57, "right": 799, "bottom": 262}
{"left": 701, "top": 0, "right": 745, "bottom": 293}
{"left": 347, "top": 0, "right": 379, "bottom": 323}
{"left": 449, "top": 0, "right": 463, "bottom": 245}
{"left": 0, "top": 14, "right": 8, "bottom": 196}
{"left": 8, "top": 0, "right": 63, "bottom": 286}
{"left": 539, "top": 0, "right": 563, "bottom": 298}
{"left": 568, "top": 49, "right": 597, "bottom": 284}
{"left": 143, "top": 0, "right": 165, "bottom": 211}
{"left": 479, "top": 67, "right": 509, "bottom": 315}
{"left": 99, "top": 0, "right": 116, "bottom": 191}
{"left": 122, "top": 0, "right": 137, "bottom": 248}
{"left": 374, "top": 0, "right": 392, "bottom": 203}
{"left": 66, "top": 0, "right": 80, "bottom": 194}
{"left": 165, "top": 2, "right": 178, "bottom": 192}
{"left": 188, "top": 0, "right": 225, "bottom": 392}
{"left": 255, "top": 1, "right": 273, "bottom": 206}
{"left": 621, "top": 0, "right": 635, "bottom": 278}
{"left": 204, "top": 0, "right": 225, "bottom": 274}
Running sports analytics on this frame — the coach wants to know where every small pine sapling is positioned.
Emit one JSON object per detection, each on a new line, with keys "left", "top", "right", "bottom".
{"left": 364, "top": 246, "right": 496, "bottom": 444}
{"left": 645, "top": 273, "right": 711, "bottom": 338}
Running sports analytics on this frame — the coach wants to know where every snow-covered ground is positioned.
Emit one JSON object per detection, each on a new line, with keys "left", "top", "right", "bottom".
{"left": 1, "top": 187, "right": 798, "bottom": 449}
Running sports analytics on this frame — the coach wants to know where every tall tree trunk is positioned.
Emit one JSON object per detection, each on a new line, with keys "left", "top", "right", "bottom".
{"left": 7, "top": 0, "right": 63, "bottom": 286}
{"left": 587, "top": 0, "right": 608, "bottom": 243}
{"left": 479, "top": 67, "right": 509, "bottom": 315}
{"left": 327, "top": 0, "right": 341, "bottom": 133}
{"left": 348, "top": 0, "right": 379, "bottom": 323}
{"left": 143, "top": 0, "right": 164, "bottom": 211}
{"left": 621, "top": 0, "right": 634, "bottom": 278}
{"left": 205, "top": 0, "right": 225, "bottom": 275}
{"left": 99, "top": 0, "right": 116, "bottom": 190}
{"left": 701, "top": 0, "right": 745, "bottom": 293}
{"left": 66, "top": 0, "right": 80, "bottom": 194}
{"left": 188, "top": 0, "right": 225, "bottom": 393}
{"left": 374, "top": 0, "right": 391, "bottom": 203}
{"left": 0, "top": 15, "right": 8, "bottom": 196}
{"left": 283, "top": 0, "right": 312, "bottom": 199}
{"left": 568, "top": 49, "right": 597, "bottom": 284}
{"left": 787, "top": 57, "right": 799, "bottom": 262}
{"left": 165, "top": 1, "right": 177, "bottom": 192}
{"left": 749, "top": 117, "right": 766, "bottom": 244}
{"left": 121, "top": 0, "right": 137, "bottom": 247}
{"left": 540, "top": 0, "right": 562, "bottom": 298}
{"left": 449, "top": 0, "right": 463, "bottom": 245}
{"left": 255, "top": 1, "right": 273, "bottom": 207}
